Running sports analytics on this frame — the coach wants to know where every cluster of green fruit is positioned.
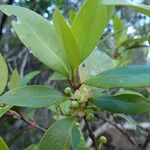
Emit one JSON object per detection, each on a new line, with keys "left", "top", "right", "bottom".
{"left": 64, "top": 85, "right": 96, "bottom": 121}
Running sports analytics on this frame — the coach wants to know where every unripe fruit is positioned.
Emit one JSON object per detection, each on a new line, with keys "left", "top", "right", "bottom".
{"left": 99, "top": 136, "right": 107, "bottom": 144}
{"left": 86, "top": 108, "right": 94, "bottom": 113}
{"left": 79, "top": 96, "right": 87, "bottom": 103}
{"left": 74, "top": 90, "right": 82, "bottom": 99}
{"left": 64, "top": 87, "right": 72, "bottom": 96}
{"left": 85, "top": 113, "right": 94, "bottom": 121}
{"left": 76, "top": 122, "right": 80, "bottom": 127}
{"left": 70, "top": 101, "right": 80, "bottom": 109}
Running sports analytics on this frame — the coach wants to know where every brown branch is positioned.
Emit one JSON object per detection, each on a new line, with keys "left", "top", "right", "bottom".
{"left": 101, "top": 117, "right": 138, "bottom": 148}
{"left": 84, "top": 117, "right": 99, "bottom": 150}
{"left": 7, "top": 110, "right": 46, "bottom": 132}
{"left": 142, "top": 133, "right": 150, "bottom": 150}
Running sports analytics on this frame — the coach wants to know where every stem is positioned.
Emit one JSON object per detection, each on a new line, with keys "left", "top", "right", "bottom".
{"left": 101, "top": 117, "right": 138, "bottom": 148}
{"left": 142, "top": 133, "right": 150, "bottom": 149}
{"left": 69, "top": 67, "right": 82, "bottom": 90}
{"left": 84, "top": 117, "right": 99, "bottom": 150}
{"left": 18, "top": 111, "right": 46, "bottom": 132}
{"left": 7, "top": 110, "right": 46, "bottom": 132}
{"left": 99, "top": 143, "right": 102, "bottom": 150}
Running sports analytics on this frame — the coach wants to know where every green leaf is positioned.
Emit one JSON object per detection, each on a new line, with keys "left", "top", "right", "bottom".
{"left": 106, "top": 6, "right": 115, "bottom": 26}
{"left": 0, "top": 105, "right": 12, "bottom": 118}
{"left": 39, "top": 117, "right": 76, "bottom": 150}
{"left": 26, "top": 144, "right": 38, "bottom": 150}
{"left": 69, "top": 10, "right": 76, "bottom": 25}
{"left": 115, "top": 90, "right": 144, "bottom": 97}
{"left": 103, "top": 0, "right": 150, "bottom": 17}
{"left": 92, "top": 93, "right": 150, "bottom": 114}
{"left": 53, "top": 9, "right": 80, "bottom": 70}
{"left": 8, "top": 69, "right": 20, "bottom": 90}
{"left": 0, "top": 5, "right": 70, "bottom": 76}
{"left": 84, "top": 65, "right": 150, "bottom": 88}
{"left": 0, "top": 85, "right": 64, "bottom": 108}
{"left": 0, "top": 137, "right": 9, "bottom": 150}
{"left": 77, "top": 132, "right": 88, "bottom": 150}
{"left": 121, "top": 35, "right": 150, "bottom": 47}
{"left": 19, "top": 71, "right": 40, "bottom": 87}
{"left": 0, "top": 53, "right": 8, "bottom": 95}
{"left": 71, "top": 126, "right": 81, "bottom": 150}
{"left": 71, "top": 0, "right": 107, "bottom": 62}
{"left": 5, "top": 71, "right": 39, "bottom": 115}
{"left": 79, "top": 49, "right": 115, "bottom": 82}
{"left": 113, "top": 15, "right": 127, "bottom": 46}
{"left": 60, "top": 100, "right": 71, "bottom": 115}
{"left": 50, "top": 72, "right": 67, "bottom": 81}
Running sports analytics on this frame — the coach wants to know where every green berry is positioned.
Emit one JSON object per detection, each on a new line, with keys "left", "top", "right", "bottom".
{"left": 99, "top": 136, "right": 107, "bottom": 144}
{"left": 70, "top": 101, "right": 80, "bottom": 109}
{"left": 74, "top": 90, "right": 82, "bottom": 100}
{"left": 79, "top": 97, "right": 87, "bottom": 103}
{"left": 76, "top": 122, "right": 80, "bottom": 127}
{"left": 86, "top": 108, "right": 94, "bottom": 113}
{"left": 85, "top": 113, "right": 94, "bottom": 121}
{"left": 64, "top": 87, "right": 72, "bottom": 96}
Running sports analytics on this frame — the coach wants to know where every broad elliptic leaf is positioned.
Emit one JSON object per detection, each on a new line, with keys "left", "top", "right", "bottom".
{"left": 2, "top": 71, "right": 39, "bottom": 117}
{"left": 0, "top": 5, "right": 70, "bottom": 76}
{"left": 71, "top": 0, "right": 107, "bottom": 62}
{"left": 39, "top": 117, "right": 76, "bottom": 150}
{"left": 0, "top": 85, "right": 64, "bottom": 108}
{"left": 19, "top": 71, "right": 40, "bottom": 87}
{"left": 0, "top": 53, "right": 8, "bottom": 95}
{"left": 103, "top": 0, "right": 150, "bottom": 17}
{"left": 8, "top": 69, "right": 20, "bottom": 90}
{"left": 92, "top": 93, "right": 150, "bottom": 114}
{"left": 84, "top": 65, "right": 150, "bottom": 88}
{"left": 0, "top": 137, "right": 9, "bottom": 150}
{"left": 69, "top": 10, "right": 76, "bottom": 25}
{"left": 79, "top": 49, "right": 115, "bottom": 82}
{"left": 53, "top": 9, "right": 80, "bottom": 69}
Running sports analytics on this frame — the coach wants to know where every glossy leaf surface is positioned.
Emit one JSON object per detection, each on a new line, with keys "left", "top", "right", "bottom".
{"left": 0, "top": 5, "right": 70, "bottom": 76}
{"left": 92, "top": 93, "right": 150, "bottom": 114}
{"left": 84, "top": 65, "right": 150, "bottom": 88}
{"left": 79, "top": 49, "right": 115, "bottom": 82}
{"left": 53, "top": 9, "right": 80, "bottom": 69}
{"left": 39, "top": 117, "right": 76, "bottom": 150}
{"left": 0, "top": 85, "right": 63, "bottom": 108}
{"left": 72, "top": 0, "right": 107, "bottom": 61}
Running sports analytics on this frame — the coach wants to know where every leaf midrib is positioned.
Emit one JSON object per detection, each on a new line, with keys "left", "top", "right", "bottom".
{"left": 16, "top": 20, "right": 70, "bottom": 75}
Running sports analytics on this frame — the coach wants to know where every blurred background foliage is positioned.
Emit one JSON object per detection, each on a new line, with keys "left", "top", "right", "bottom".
{"left": 0, "top": 0, "right": 150, "bottom": 149}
